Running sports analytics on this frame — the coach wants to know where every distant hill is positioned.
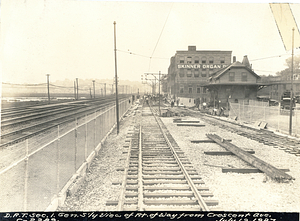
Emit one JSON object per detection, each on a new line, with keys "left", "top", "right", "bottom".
{"left": 1, "top": 78, "right": 146, "bottom": 98}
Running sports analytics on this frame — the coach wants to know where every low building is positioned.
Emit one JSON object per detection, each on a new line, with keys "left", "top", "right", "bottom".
{"left": 258, "top": 75, "right": 300, "bottom": 102}
{"left": 205, "top": 55, "right": 262, "bottom": 108}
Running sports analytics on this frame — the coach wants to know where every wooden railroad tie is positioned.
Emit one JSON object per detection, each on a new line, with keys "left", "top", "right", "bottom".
{"left": 177, "top": 123, "right": 205, "bottom": 127}
{"left": 222, "top": 168, "right": 290, "bottom": 174}
{"left": 191, "top": 139, "right": 232, "bottom": 143}
{"left": 204, "top": 150, "right": 255, "bottom": 155}
{"left": 206, "top": 133, "right": 294, "bottom": 182}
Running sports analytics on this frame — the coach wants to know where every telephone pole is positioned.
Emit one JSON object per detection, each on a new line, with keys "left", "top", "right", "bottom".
{"left": 114, "top": 21, "right": 120, "bottom": 134}
{"left": 92, "top": 80, "right": 95, "bottom": 99}
{"left": 289, "top": 27, "right": 295, "bottom": 135}
{"left": 46, "top": 74, "right": 50, "bottom": 104}
{"left": 76, "top": 78, "right": 79, "bottom": 100}
{"left": 144, "top": 72, "right": 166, "bottom": 116}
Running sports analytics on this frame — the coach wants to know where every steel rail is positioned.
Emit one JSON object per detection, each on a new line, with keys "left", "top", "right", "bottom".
{"left": 137, "top": 124, "right": 144, "bottom": 211}
{"left": 148, "top": 104, "right": 210, "bottom": 211}
{"left": 188, "top": 110, "right": 300, "bottom": 155}
{"left": 116, "top": 130, "right": 133, "bottom": 211}
{"left": 1, "top": 96, "right": 122, "bottom": 119}
{"left": 1, "top": 106, "right": 84, "bottom": 128}
{"left": 0, "top": 97, "right": 129, "bottom": 146}
{"left": 0, "top": 100, "right": 124, "bottom": 175}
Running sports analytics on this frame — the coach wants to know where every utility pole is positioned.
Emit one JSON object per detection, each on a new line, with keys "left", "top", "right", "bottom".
{"left": 114, "top": 21, "right": 120, "bottom": 134}
{"left": 104, "top": 83, "right": 106, "bottom": 96}
{"left": 289, "top": 27, "right": 295, "bottom": 135}
{"left": 74, "top": 81, "right": 76, "bottom": 100}
{"left": 144, "top": 72, "right": 166, "bottom": 116}
{"left": 46, "top": 74, "right": 50, "bottom": 104}
{"left": 159, "top": 71, "right": 161, "bottom": 116}
{"left": 92, "top": 80, "right": 95, "bottom": 99}
{"left": 76, "top": 78, "right": 79, "bottom": 100}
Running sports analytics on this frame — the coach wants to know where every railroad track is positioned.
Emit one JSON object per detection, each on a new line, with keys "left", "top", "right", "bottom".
{"left": 186, "top": 110, "right": 300, "bottom": 156}
{"left": 0, "top": 96, "right": 129, "bottom": 147}
{"left": 108, "top": 103, "right": 219, "bottom": 211}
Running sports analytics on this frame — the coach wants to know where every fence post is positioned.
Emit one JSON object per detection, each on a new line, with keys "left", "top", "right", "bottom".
{"left": 278, "top": 104, "right": 280, "bottom": 132}
{"left": 23, "top": 139, "right": 29, "bottom": 211}
{"left": 75, "top": 118, "right": 78, "bottom": 172}
{"left": 85, "top": 114, "right": 88, "bottom": 161}
{"left": 238, "top": 103, "right": 240, "bottom": 121}
{"left": 56, "top": 125, "right": 60, "bottom": 194}
{"left": 294, "top": 108, "right": 298, "bottom": 137}
{"left": 94, "top": 111, "right": 97, "bottom": 149}
{"left": 264, "top": 104, "right": 266, "bottom": 121}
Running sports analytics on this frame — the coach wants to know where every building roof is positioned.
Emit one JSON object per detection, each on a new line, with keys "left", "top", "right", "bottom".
{"left": 209, "top": 59, "right": 260, "bottom": 80}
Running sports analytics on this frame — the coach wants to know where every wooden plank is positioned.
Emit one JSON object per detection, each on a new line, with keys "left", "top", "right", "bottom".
{"left": 191, "top": 139, "right": 232, "bottom": 143}
{"left": 204, "top": 150, "right": 255, "bottom": 155}
{"left": 222, "top": 168, "right": 290, "bottom": 173}
{"left": 175, "top": 120, "right": 200, "bottom": 123}
{"left": 206, "top": 133, "right": 294, "bottom": 182}
{"left": 177, "top": 123, "right": 205, "bottom": 127}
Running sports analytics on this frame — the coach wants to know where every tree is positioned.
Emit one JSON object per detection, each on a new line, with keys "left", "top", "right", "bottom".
{"left": 276, "top": 54, "right": 300, "bottom": 79}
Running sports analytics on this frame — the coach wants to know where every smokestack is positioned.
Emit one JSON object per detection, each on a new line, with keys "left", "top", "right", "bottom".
{"left": 188, "top": 46, "right": 196, "bottom": 51}
{"left": 233, "top": 56, "right": 236, "bottom": 63}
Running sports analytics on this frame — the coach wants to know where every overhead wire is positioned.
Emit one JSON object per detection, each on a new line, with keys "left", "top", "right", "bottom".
{"left": 117, "top": 49, "right": 169, "bottom": 60}
{"left": 148, "top": 3, "right": 173, "bottom": 72}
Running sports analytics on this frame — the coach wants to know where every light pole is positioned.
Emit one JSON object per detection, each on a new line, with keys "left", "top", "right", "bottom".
{"left": 289, "top": 27, "right": 295, "bottom": 135}
{"left": 46, "top": 74, "right": 50, "bottom": 104}
{"left": 144, "top": 72, "right": 166, "bottom": 116}
{"left": 114, "top": 21, "right": 120, "bottom": 134}
{"left": 92, "top": 80, "right": 95, "bottom": 99}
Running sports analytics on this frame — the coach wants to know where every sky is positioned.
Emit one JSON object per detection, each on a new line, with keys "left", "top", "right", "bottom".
{"left": 1, "top": 0, "right": 300, "bottom": 84}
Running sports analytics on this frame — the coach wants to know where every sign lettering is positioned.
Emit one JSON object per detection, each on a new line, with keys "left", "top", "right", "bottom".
{"left": 177, "top": 64, "right": 228, "bottom": 69}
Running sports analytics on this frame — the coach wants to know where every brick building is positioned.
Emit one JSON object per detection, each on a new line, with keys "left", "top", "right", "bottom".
{"left": 164, "top": 46, "right": 232, "bottom": 106}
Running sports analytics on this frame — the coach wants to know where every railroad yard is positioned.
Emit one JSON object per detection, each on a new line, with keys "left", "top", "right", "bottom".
{"left": 56, "top": 99, "right": 300, "bottom": 212}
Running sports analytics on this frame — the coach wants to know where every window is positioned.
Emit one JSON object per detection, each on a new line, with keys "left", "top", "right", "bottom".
{"left": 220, "top": 57, "right": 225, "bottom": 64}
{"left": 187, "top": 57, "right": 192, "bottom": 64}
{"left": 242, "top": 72, "right": 247, "bottom": 81}
{"left": 209, "top": 57, "right": 214, "bottom": 64}
{"left": 203, "top": 87, "right": 207, "bottom": 94}
{"left": 194, "top": 57, "right": 199, "bottom": 64}
{"left": 229, "top": 72, "right": 235, "bottom": 82}
{"left": 197, "top": 86, "right": 201, "bottom": 93}
{"left": 283, "top": 84, "right": 286, "bottom": 90}
{"left": 202, "top": 57, "right": 206, "bottom": 64}
{"left": 179, "top": 69, "right": 184, "bottom": 77}
{"left": 180, "top": 85, "right": 184, "bottom": 93}
{"left": 179, "top": 57, "right": 184, "bottom": 64}
{"left": 187, "top": 69, "right": 192, "bottom": 77}
{"left": 201, "top": 73, "right": 207, "bottom": 77}
{"left": 194, "top": 70, "right": 199, "bottom": 77}
{"left": 189, "top": 87, "right": 193, "bottom": 93}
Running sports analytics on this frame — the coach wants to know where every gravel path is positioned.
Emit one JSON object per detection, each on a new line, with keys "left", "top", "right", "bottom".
{"left": 58, "top": 104, "right": 300, "bottom": 212}
{"left": 161, "top": 112, "right": 300, "bottom": 212}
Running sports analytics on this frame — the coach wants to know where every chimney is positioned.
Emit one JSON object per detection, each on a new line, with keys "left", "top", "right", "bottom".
{"left": 188, "top": 46, "right": 196, "bottom": 51}
{"left": 233, "top": 56, "right": 236, "bottom": 63}
{"left": 242, "top": 55, "right": 251, "bottom": 69}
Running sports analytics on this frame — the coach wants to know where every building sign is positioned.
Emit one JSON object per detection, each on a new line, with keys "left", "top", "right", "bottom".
{"left": 177, "top": 64, "right": 228, "bottom": 69}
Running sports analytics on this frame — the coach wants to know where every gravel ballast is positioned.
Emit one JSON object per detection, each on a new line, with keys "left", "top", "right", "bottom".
{"left": 58, "top": 105, "right": 300, "bottom": 212}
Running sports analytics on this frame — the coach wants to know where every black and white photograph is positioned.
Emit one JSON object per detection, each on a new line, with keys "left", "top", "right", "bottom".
{"left": 0, "top": 0, "right": 299, "bottom": 220}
